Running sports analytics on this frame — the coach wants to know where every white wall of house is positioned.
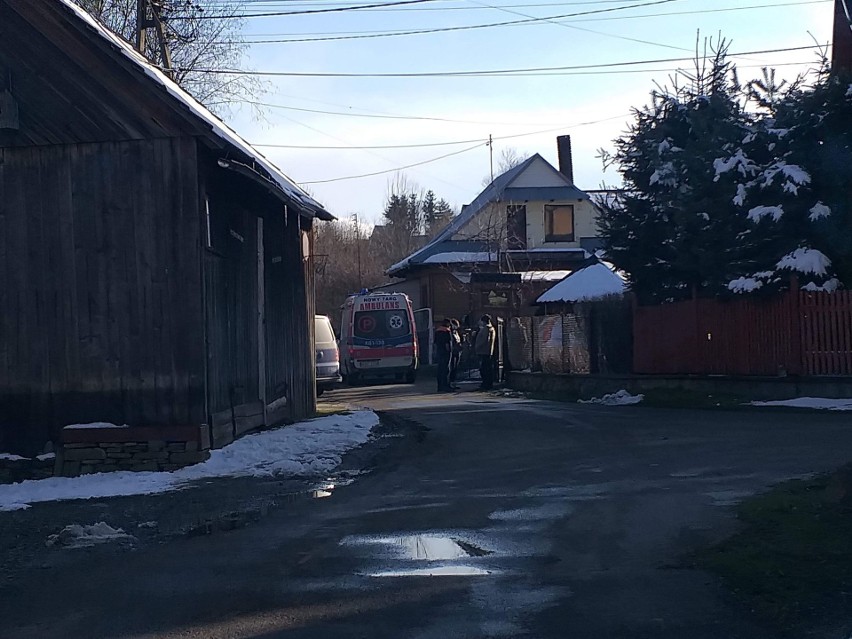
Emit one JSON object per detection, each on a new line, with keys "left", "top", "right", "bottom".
{"left": 453, "top": 202, "right": 502, "bottom": 243}
{"left": 508, "top": 158, "right": 567, "bottom": 188}
{"left": 524, "top": 199, "right": 600, "bottom": 249}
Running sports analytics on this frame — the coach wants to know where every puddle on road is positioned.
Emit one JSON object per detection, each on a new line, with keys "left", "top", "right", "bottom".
{"left": 370, "top": 565, "right": 492, "bottom": 577}
{"left": 345, "top": 533, "right": 496, "bottom": 578}
{"left": 346, "top": 534, "right": 492, "bottom": 561}
{"left": 488, "top": 503, "right": 573, "bottom": 522}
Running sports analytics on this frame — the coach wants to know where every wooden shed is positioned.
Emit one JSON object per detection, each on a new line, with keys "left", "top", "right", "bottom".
{"left": 0, "top": 0, "right": 333, "bottom": 457}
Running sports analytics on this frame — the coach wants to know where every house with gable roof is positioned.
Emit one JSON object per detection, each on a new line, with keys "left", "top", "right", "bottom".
{"left": 0, "top": 0, "right": 332, "bottom": 464}
{"left": 381, "top": 136, "right": 603, "bottom": 322}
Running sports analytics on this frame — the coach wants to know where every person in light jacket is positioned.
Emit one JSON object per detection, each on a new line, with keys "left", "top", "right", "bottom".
{"left": 474, "top": 314, "right": 496, "bottom": 390}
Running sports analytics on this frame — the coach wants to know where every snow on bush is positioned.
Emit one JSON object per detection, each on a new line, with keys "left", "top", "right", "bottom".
{"left": 713, "top": 150, "right": 759, "bottom": 179}
{"left": 808, "top": 202, "right": 831, "bottom": 221}
{"left": 776, "top": 247, "right": 831, "bottom": 275}
{"left": 578, "top": 390, "right": 644, "bottom": 406}
{"left": 802, "top": 278, "right": 840, "bottom": 293}
{"left": 728, "top": 277, "right": 763, "bottom": 293}
{"left": 649, "top": 162, "right": 677, "bottom": 187}
{"left": 747, "top": 205, "right": 784, "bottom": 222}
{"left": 46, "top": 522, "right": 136, "bottom": 548}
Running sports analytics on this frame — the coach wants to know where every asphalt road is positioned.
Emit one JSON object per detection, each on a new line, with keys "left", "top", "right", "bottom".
{"left": 2, "top": 380, "right": 852, "bottom": 638}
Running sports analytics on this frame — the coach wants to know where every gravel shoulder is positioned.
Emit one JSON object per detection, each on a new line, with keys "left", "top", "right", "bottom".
{"left": 0, "top": 412, "right": 416, "bottom": 586}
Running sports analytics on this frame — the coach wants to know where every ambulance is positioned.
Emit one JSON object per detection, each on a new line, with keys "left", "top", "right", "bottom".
{"left": 339, "top": 292, "right": 418, "bottom": 384}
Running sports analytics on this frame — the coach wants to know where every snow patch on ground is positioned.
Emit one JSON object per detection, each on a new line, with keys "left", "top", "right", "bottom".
{"left": 749, "top": 397, "right": 852, "bottom": 411}
{"left": 578, "top": 390, "right": 644, "bottom": 406}
{"left": 64, "top": 422, "right": 129, "bottom": 430}
{"left": 0, "top": 411, "right": 379, "bottom": 512}
{"left": 46, "top": 522, "right": 136, "bottom": 548}
{"left": 0, "top": 453, "right": 27, "bottom": 461}
{"left": 488, "top": 503, "right": 572, "bottom": 521}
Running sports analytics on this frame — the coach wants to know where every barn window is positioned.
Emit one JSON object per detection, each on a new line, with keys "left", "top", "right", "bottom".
{"left": 544, "top": 205, "right": 574, "bottom": 242}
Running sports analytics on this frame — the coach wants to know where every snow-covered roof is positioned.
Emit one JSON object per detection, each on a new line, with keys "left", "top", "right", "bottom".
{"left": 387, "top": 154, "right": 589, "bottom": 275}
{"left": 536, "top": 262, "right": 627, "bottom": 303}
{"left": 519, "top": 270, "right": 574, "bottom": 282}
{"left": 57, "top": 0, "right": 332, "bottom": 220}
{"left": 422, "top": 251, "right": 496, "bottom": 265}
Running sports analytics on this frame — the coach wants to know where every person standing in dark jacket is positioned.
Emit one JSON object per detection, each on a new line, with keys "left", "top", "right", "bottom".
{"left": 434, "top": 319, "right": 453, "bottom": 392}
{"left": 449, "top": 318, "right": 462, "bottom": 389}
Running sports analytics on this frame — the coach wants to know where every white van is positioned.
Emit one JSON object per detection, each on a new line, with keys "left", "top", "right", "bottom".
{"left": 314, "top": 315, "right": 341, "bottom": 396}
{"left": 339, "top": 292, "right": 418, "bottom": 384}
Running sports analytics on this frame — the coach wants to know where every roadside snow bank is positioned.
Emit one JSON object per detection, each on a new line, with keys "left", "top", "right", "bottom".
{"left": 0, "top": 410, "right": 379, "bottom": 512}
{"left": 749, "top": 398, "right": 852, "bottom": 411}
{"left": 579, "top": 390, "right": 644, "bottom": 406}
{"left": 46, "top": 522, "right": 136, "bottom": 548}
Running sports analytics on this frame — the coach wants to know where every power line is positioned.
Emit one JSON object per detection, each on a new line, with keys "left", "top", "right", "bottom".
{"left": 232, "top": 100, "right": 586, "bottom": 125}
{"left": 253, "top": 113, "right": 630, "bottom": 149}
{"left": 301, "top": 142, "right": 486, "bottom": 184}
{"left": 166, "top": 0, "right": 446, "bottom": 19}
{"left": 467, "top": 0, "right": 693, "bottom": 53}
{"left": 202, "top": 0, "right": 640, "bottom": 6}
{"left": 222, "top": 0, "right": 828, "bottom": 42}
{"left": 179, "top": 45, "right": 828, "bottom": 77}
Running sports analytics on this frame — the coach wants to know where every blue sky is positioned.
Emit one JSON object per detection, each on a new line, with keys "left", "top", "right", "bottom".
{"left": 220, "top": 0, "right": 835, "bottom": 223}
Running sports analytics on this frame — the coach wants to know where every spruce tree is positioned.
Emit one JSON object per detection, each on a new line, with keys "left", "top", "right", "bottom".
{"left": 599, "top": 41, "right": 754, "bottom": 303}
{"left": 722, "top": 65, "right": 852, "bottom": 293}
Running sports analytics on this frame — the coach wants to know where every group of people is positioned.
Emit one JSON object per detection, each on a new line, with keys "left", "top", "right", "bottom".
{"left": 434, "top": 314, "right": 496, "bottom": 393}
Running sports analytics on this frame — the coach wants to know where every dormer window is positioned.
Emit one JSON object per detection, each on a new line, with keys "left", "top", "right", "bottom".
{"left": 545, "top": 204, "right": 574, "bottom": 242}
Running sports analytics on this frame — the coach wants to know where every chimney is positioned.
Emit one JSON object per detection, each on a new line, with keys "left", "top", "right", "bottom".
{"left": 832, "top": 0, "right": 852, "bottom": 74}
{"left": 557, "top": 135, "right": 574, "bottom": 184}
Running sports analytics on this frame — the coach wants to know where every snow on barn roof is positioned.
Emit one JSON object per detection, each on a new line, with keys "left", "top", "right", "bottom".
{"left": 422, "top": 251, "right": 496, "bottom": 265}
{"left": 57, "top": 0, "right": 332, "bottom": 220}
{"left": 536, "top": 262, "right": 627, "bottom": 304}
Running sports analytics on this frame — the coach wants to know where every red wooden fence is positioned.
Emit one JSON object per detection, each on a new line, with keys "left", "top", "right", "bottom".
{"left": 634, "top": 291, "right": 852, "bottom": 376}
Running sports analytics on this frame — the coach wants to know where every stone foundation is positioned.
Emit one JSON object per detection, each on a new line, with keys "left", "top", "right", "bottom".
{"left": 59, "top": 424, "right": 211, "bottom": 477}
{"left": 0, "top": 454, "right": 55, "bottom": 483}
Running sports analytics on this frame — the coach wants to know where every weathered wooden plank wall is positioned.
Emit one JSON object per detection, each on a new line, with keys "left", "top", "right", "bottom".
{"left": 202, "top": 175, "right": 263, "bottom": 447}
{"left": 0, "top": 138, "right": 205, "bottom": 454}
{"left": 263, "top": 207, "right": 316, "bottom": 425}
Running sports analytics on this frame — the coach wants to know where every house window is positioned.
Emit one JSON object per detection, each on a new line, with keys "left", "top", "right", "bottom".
{"left": 545, "top": 205, "right": 574, "bottom": 242}
{"left": 506, "top": 205, "right": 527, "bottom": 250}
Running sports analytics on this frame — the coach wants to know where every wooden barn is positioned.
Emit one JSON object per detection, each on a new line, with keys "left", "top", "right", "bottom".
{"left": 0, "top": 0, "right": 333, "bottom": 458}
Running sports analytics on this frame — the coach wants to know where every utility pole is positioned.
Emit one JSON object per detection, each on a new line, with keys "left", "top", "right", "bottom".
{"left": 135, "top": 0, "right": 174, "bottom": 78}
{"left": 487, "top": 134, "right": 494, "bottom": 183}
{"left": 351, "top": 213, "right": 363, "bottom": 290}
{"left": 832, "top": 0, "right": 852, "bottom": 74}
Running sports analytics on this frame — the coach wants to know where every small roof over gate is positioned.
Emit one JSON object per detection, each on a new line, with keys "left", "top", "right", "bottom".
{"left": 536, "top": 262, "right": 628, "bottom": 304}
